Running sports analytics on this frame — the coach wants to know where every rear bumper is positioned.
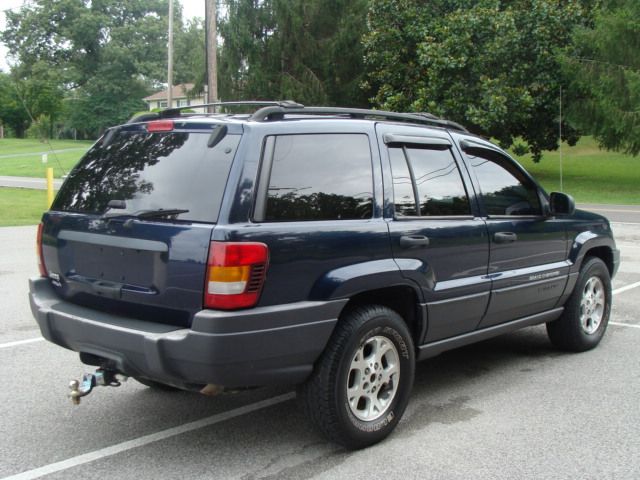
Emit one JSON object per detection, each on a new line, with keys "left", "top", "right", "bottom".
{"left": 29, "top": 277, "right": 345, "bottom": 388}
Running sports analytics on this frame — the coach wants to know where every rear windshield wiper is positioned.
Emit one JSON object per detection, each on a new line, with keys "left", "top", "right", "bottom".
{"left": 136, "top": 208, "right": 190, "bottom": 219}
{"left": 102, "top": 208, "right": 189, "bottom": 220}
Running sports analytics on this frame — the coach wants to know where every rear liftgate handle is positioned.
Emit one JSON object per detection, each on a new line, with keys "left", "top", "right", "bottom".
{"left": 400, "top": 235, "right": 430, "bottom": 249}
{"left": 494, "top": 232, "right": 518, "bottom": 244}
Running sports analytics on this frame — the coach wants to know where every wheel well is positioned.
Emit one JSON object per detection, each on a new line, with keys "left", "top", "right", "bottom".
{"left": 342, "top": 286, "right": 423, "bottom": 343}
{"left": 584, "top": 247, "right": 614, "bottom": 276}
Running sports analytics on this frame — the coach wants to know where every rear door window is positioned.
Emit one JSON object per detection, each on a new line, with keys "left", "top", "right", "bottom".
{"left": 53, "top": 127, "right": 240, "bottom": 223}
{"left": 389, "top": 146, "right": 471, "bottom": 217}
{"left": 257, "top": 134, "right": 374, "bottom": 222}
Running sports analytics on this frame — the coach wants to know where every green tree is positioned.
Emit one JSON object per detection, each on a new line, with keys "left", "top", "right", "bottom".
{"left": 364, "top": 0, "right": 593, "bottom": 160}
{"left": 0, "top": 73, "right": 30, "bottom": 137}
{"left": 20, "top": 62, "right": 65, "bottom": 138}
{"left": 2, "top": 0, "right": 172, "bottom": 137}
{"left": 218, "top": 0, "right": 369, "bottom": 106}
{"left": 560, "top": 0, "right": 640, "bottom": 155}
{"left": 173, "top": 18, "right": 207, "bottom": 91}
{"left": 218, "top": 0, "right": 274, "bottom": 102}
{"left": 0, "top": 66, "right": 64, "bottom": 138}
{"left": 63, "top": 75, "right": 151, "bottom": 138}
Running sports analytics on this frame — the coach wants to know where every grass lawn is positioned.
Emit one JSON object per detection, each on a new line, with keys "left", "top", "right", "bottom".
{"left": 0, "top": 138, "right": 92, "bottom": 178}
{"left": 0, "top": 188, "right": 49, "bottom": 226}
{"left": 513, "top": 137, "right": 639, "bottom": 205}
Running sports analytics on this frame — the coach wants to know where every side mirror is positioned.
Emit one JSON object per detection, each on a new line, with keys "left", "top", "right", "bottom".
{"left": 549, "top": 192, "right": 575, "bottom": 216}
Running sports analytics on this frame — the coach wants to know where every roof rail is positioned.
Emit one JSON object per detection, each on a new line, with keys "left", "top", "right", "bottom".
{"left": 127, "top": 101, "right": 304, "bottom": 123}
{"left": 249, "top": 106, "right": 468, "bottom": 132}
{"left": 157, "top": 100, "right": 303, "bottom": 118}
{"left": 128, "top": 101, "right": 468, "bottom": 132}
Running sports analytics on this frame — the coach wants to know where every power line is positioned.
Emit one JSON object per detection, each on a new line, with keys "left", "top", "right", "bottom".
{"left": 10, "top": 77, "right": 69, "bottom": 177}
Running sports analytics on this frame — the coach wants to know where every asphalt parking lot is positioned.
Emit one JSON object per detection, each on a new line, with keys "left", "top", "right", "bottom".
{"left": 1, "top": 220, "right": 639, "bottom": 480}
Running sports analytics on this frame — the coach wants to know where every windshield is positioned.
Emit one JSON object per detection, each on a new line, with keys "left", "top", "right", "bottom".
{"left": 53, "top": 129, "right": 241, "bottom": 223}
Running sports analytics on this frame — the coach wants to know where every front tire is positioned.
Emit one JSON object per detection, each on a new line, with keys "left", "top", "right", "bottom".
{"left": 547, "top": 257, "right": 612, "bottom": 352}
{"left": 298, "top": 305, "right": 415, "bottom": 449}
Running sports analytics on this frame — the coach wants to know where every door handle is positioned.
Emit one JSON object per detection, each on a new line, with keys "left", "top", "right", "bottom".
{"left": 400, "top": 235, "right": 430, "bottom": 248}
{"left": 494, "top": 232, "right": 518, "bottom": 244}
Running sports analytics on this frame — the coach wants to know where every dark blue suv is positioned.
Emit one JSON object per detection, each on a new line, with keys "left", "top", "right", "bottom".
{"left": 29, "top": 102, "right": 620, "bottom": 449}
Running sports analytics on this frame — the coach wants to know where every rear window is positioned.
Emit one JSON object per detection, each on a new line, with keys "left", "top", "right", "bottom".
{"left": 53, "top": 128, "right": 240, "bottom": 223}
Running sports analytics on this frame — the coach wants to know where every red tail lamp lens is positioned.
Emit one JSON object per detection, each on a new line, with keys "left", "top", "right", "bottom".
{"left": 204, "top": 242, "right": 269, "bottom": 310}
{"left": 37, "top": 222, "right": 47, "bottom": 277}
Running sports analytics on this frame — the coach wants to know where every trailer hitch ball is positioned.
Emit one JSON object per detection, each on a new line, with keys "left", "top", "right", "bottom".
{"left": 68, "top": 369, "right": 127, "bottom": 405}
{"left": 68, "top": 380, "right": 82, "bottom": 405}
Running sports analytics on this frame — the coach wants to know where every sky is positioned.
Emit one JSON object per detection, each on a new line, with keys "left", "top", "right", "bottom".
{"left": 0, "top": 0, "right": 206, "bottom": 72}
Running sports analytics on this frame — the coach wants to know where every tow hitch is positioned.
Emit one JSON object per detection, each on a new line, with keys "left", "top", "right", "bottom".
{"left": 68, "top": 369, "right": 128, "bottom": 405}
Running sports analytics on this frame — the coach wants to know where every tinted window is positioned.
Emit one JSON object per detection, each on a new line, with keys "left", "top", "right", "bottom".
{"left": 389, "top": 147, "right": 470, "bottom": 216}
{"left": 264, "top": 134, "right": 373, "bottom": 221}
{"left": 467, "top": 154, "right": 541, "bottom": 216}
{"left": 53, "top": 129, "right": 240, "bottom": 223}
{"left": 389, "top": 148, "right": 417, "bottom": 217}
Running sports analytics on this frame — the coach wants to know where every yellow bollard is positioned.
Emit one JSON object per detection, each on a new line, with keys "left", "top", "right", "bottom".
{"left": 46, "top": 167, "right": 54, "bottom": 208}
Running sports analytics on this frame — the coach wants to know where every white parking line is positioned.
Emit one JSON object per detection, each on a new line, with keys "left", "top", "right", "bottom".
{"left": 610, "top": 322, "right": 640, "bottom": 329}
{"left": 1, "top": 392, "right": 296, "bottom": 480}
{"left": 589, "top": 208, "right": 640, "bottom": 214}
{"left": 0, "top": 337, "right": 44, "bottom": 349}
{"left": 612, "top": 280, "right": 640, "bottom": 296}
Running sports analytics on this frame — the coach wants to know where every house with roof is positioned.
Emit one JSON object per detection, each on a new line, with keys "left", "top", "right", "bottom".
{"left": 143, "top": 83, "right": 206, "bottom": 112}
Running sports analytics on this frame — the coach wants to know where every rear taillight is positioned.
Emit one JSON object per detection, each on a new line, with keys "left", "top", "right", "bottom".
{"left": 204, "top": 241, "right": 269, "bottom": 310}
{"left": 36, "top": 222, "right": 47, "bottom": 277}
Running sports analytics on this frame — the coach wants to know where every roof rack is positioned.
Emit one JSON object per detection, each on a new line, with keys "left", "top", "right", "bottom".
{"left": 159, "top": 100, "right": 303, "bottom": 118}
{"left": 127, "top": 100, "right": 468, "bottom": 132}
{"left": 127, "top": 100, "right": 303, "bottom": 123}
{"left": 249, "top": 106, "right": 468, "bottom": 132}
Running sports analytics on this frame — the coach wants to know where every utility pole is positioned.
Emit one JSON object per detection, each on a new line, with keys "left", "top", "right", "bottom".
{"left": 167, "top": 0, "right": 175, "bottom": 108}
{"left": 205, "top": 0, "right": 218, "bottom": 112}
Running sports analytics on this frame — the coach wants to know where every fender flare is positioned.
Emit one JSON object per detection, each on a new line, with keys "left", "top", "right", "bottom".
{"left": 309, "top": 258, "right": 423, "bottom": 302}
{"left": 568, "top": 231, "right": 615, "bottom": 273}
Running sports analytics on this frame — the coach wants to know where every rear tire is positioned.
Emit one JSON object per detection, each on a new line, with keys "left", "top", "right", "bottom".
{"left": 298, "top": 305, "right": 415, "bottom": 449}
{"left": 547, "top": 257, "right": 612, "bottom": 352}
